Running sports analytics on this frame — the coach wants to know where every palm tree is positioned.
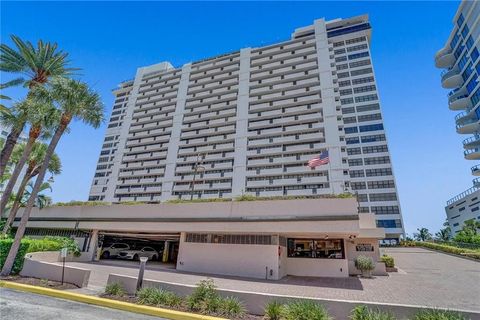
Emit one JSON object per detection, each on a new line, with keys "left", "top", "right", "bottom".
{"left": 414, "top": 227, "right": 432, "bottom": 242}
{"left": 0, "top": 79, "right": 24, "bottom": 109}
{"left": 0, "top": 35, "right": 76, "bottom": 177}
{"left": 1, "top": 77, "right": 103, "bottom": 275}
{"left": 0, "top": 96, "right": 57, "bottom": 215}
{"left": 2, "top": 142, "right": 61, "bottom": 235}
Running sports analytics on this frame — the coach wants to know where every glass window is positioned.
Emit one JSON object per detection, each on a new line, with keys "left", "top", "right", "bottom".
{"left": 467, "top": 77, "right": 478, "bottom": 94}
{"left": 287, "top": 238, "right": 345, "bottom": 259}
{"left": 466, "top": 36, "right": 474, "bottom": 50}
{"left": 457, "top": 13, "right": 464, "bottom": 27}
{"left": 461, "top": 25, "right": 469, "bottom": 38}
{"left": 471, "top": 48, "right": 479, "bottom": 63}
{"left": 451, "top": 33, "right": 460, "bottom": 49}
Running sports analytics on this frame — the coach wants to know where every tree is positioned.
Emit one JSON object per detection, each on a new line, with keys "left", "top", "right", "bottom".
{"left": 2, "top": 142, "right": 61, "bottom": 235}
{"left": 413, "top": 227, "right": 432, "bottom": 241}
{"left": 0, "top": 35, "right": 76, "bottom": 177}
{"left": 0, "top": 79, "right": 24, "bottom": 109}
{"left": 0, "top": 96, "right": 57, "bottom": 215}
{"left": 1, "top": 77, "right": 103, "bottom": 275}
{"left": 435, "top": 220, "right": 451, "bottom": 241}
{"left": 454, "top": 219, "right": 480, "bottom": 244}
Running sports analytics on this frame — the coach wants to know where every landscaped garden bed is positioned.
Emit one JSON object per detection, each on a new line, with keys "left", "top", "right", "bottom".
{"left": 401, "top": 240, "right": 480, "bottom": 260}
{"left": 102, "top": 279, "right": 471, "bottom": 320}
{"left": 0, "top": 275, "right": 78, "bottom": 290}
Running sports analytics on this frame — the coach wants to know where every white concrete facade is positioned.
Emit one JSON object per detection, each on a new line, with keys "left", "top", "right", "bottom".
{"left": 89, "top": 15, "right": 404, "bottom": 240}
{"left": 435, "top": 0, "right": 480, "bottom": 234}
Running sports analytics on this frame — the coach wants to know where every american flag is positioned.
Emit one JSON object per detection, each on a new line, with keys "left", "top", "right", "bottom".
{"left": 308, "top": 150, "right": 329, "bottom": 168}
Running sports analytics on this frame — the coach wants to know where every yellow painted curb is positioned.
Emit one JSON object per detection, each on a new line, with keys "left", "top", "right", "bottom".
{"left": 0, "top": 281, "right": 227, "bottom": 320}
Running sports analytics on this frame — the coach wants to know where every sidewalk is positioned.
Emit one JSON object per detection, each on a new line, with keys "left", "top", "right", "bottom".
{"left": 63, "top": 247, "right": 480, "bottom": 312}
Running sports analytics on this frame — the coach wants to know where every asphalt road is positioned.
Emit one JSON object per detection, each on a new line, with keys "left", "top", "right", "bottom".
{"left": 0, "top": 288, "right": 166, "bottom": 320}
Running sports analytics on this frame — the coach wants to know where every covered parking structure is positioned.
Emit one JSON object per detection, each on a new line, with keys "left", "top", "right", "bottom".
{"left": 10, "top": 197, "right": 386, "bottom": 279}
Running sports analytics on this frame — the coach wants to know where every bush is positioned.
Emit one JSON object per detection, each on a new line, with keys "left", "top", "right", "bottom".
{"left": 137, "top": 287, "right": 183, "bottom": 307}
{"left": 105, "top": 282, "right": 125, "bottom": 296}
{"left": 412, "top": 242, "right": 480, "bottom": 260}
{"left": 281, "top": 300, "right": 331, "bottom": 320}
{"left": 413, "top": 309, "right": 467, "bottom": 320}
{"left": 355, "top": 255, "right": 375, "bottom": 274}
{"left": 186, "top": 279, "right": 220, "bottom": 312}
{"left": 264, "top": 300, "right": 283, "bottom": 320}
{"left": 380, "top": 255, "right": 395, "bottom": 268}
{"left": 219, "top": 296, "right": 245, "bottom": 318}
{"left": 0, "top": 239, "right": 30, "bottom": 274}
{"left": 350, "top": 305, "right": 396, "bottom": 320}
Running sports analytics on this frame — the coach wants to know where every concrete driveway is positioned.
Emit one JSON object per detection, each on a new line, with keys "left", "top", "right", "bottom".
{"left": 0, "top": 288, "right": 165, "bottom": 320}
{"left": 64, "top": 247, "right": 480, "bottom": 312}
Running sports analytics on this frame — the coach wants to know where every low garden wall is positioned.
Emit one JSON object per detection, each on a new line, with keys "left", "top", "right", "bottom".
{"left": 20, "top": 251, "right": 91, "bottom": 287}
{"left": 106, "top": 273, "right": 480, "bottom": 319}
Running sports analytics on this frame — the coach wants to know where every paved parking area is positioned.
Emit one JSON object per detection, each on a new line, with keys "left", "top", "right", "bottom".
{"left": 65, "top": 247, "right": 480, "bottom": 312}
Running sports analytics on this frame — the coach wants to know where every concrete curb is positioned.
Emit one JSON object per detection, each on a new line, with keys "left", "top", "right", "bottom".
{"left": 0, "top": 281, "right": 227, "bottom": 320}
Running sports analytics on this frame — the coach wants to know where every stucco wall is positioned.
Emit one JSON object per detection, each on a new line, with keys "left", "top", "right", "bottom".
{"left": 177, "top": 240, "right": 279, "bottom": 280}
{"left": 286, "top": 257, "right": 349, "bottom": 277}
{"left": 21, "top": 251, "right": 91, "bottom": 287}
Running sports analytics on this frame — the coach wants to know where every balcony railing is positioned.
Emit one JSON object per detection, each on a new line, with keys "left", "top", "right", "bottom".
{"left": 463, "top": 135, "right": 480, "bottom": 147}
{"left": 446, "top": 185, "right": 479, "bottom": 205}
{"left": 471, "top": 164, "right": 480, "bottom": 176}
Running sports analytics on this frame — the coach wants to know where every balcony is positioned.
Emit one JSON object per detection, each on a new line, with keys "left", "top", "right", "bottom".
{"left": 456, "top": 116, "right": 480, "bottom": 134}
{"left": 473, "top": 177, "right": 480, "bottom": 188}
{"left": 448, "top": 94, "right": 472, "bottom": 111}
{"left": 471, "top": 164, "right": 480, "bottom": 176}
{"left": 441, "top": 66, "right": 462, "bottom": 89}
{"left": 435, "top": 47, "right": 455, "bottom": 68}
{"left": 464, "top": 147, "right": 480, "bottom": 160}
{"left": 463, "top": 135, "right": 480, "bottom": 149}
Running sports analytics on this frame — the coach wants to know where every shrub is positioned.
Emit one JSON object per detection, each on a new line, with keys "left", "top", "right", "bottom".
{"left": 0, "top": 239, "right": 30, "bottom": 274}
{"left": 26, "top": 236, "right": 81, "bottom": 257}
{"left": 355, "top": 255, "right": 375, "bottom": 276}
{"left": 264, "top": 300, "right": 283, "bottom": 320}
{"left": 412, "top": 242, "right": 480, "bottom": 260}
{"left": 186, "top": 279, "right": 220, "bottom": 312}
{"left": 380, "top": 255, "right": 395, "bottom": 268}
{"left": 137, "top": 287, "right": 182, "bottom": 307}
{"left": 219, "top": 296, "right": 245, "bottom": 317}
{"left": 281, "top": 300, "right": 331, "bottom": 320}
{"left": 105, "top": 282, "right": 125, "bottom": 296}
{"left": 413, "top": 309, "right": 467, "bottom": 320}
{"left": 350, "top": 305, "right": 396, "bottom": 320}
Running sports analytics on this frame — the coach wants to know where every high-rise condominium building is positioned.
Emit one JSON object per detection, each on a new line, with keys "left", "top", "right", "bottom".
{"left": 89, "top": 15, "right": 404, "bottom": 240}
{"left": 435, "top": 0, "right": 480, "bottom": 236}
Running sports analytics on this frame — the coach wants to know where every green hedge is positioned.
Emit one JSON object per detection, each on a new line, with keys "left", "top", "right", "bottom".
{"left": 0, "top": 236, "right": 81, "bottom": 274}
{"left": 0, "top": 239, "right": 30, "bottom": 274}
{"left": 402, "top": 241, "right": 480, "bottom": 260}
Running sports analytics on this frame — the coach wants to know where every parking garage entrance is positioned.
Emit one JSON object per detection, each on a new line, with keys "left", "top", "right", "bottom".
{"left": 97, "top": 232, "right": 180, "bottom": 265}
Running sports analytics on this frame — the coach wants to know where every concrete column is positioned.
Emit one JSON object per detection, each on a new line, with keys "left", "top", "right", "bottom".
{"left": 88, "top": 229, "right": 99, "bottom": 261}
{"left": 313, "top": 19, "right": 348, "bottom": 194}
{"left": 104, "top": 62, "right": 174, "bottom": 202}
{"left": 231, "top": 48, "right": 251, "bottom": 197}
{"left": 161, "top": 64, "right": 192, "bottom": 201}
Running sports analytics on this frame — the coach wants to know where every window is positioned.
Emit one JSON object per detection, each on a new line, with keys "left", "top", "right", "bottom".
{"left": 361, "top": 134, "right": 386, "bottom": 143}
{"left": 338, "top": 72, "right": 350, "bottom": 78}
{"left": 345, "top": 36, "right": 366, "bottom": 45}
{"left": 340, "top": 88, "right": 353, "bottom": 96}
{"left": 351, "top": 182, "right": 366, "bottom": 190}
{"left": 287, "top": 238, "right": 344, "bottom": 259}
{"left": 346, "top": 137, "right": 360, "bottom": 144}
{"left": 355, "top": 94, "right": 378, "bottom": 103}
{"left": 347, "top": 44, "right": 368, "bottom": 52}
{"left": 451, "top": 33, "right": 460, "bottom": 49}
{"left": 335, "top": 56, "right": 347, "bottom": 63}
{"left": 371, "top": 206, "right": 400, "bottom": 215}
{"left": 368, "top": 180, "right": 395, "bottom": 189}
{"left": 466, "top": 36, "right": 474, "bottom": 50}
{"left": 342, "top": 107, "right": 355, "bottom": 114}
{"left": 351, "top": 68, "right": 373, "bottom": 76}
{"left": 347, "top": 147, "right": 361, "bottom": 155}
{"left": 359, "top": 123, "right": 384, "bottom": 132}
{"left": 352, "top": 76, "right": 374, "bottom": 85}
{"left": 349, "top": 60, "right": 371, "bottom": 68}
{"left": 457, "top": 13, "right": 464, "bottom": 28}
{"left": 349, "top": 169, "right": 365, "bottom": 178}
{"left": 345, "top": 126, "right": 358, "bottom": 134}
{"left": 348, "top": 52, "right": 369, "bottom": 60}
{"left": 348, "top": 158, "right": 363, "bottom": 166}
{"left": 354, "top": 85, "right": 376, "bottom": 94}
{"left": 364, "top": 156, "right": 390, "bottom": 165}
{"left": 362, "top": 145, "right": 388, "bottom": 153}
{"left": 358, "top": 113, "right": 382, "bottom": 122}
{"left": 370, "top": 192, "right": 397, "bottom": 201}
{"left": 461, "top": 25, "right": 469, "bottom": 38}
{"left": 471, "top": 48, "right": 479, "bottom": 63}
{"left": 366, "top": 168, "right": 392, "bottom": 177}
{"left": 357, "top": 103, "right": 380, "bottom": 113}
{"left": 376, "top": 219, "right": 402, "bottom": 228}
{"left": 341, "top": 98, "right": 354, "bottom": 105}
{"left": 334, "top": 48, "right": 346, "bottom": 55}
{"left": 467, "top": 77, "right": 478, "bottom": 94}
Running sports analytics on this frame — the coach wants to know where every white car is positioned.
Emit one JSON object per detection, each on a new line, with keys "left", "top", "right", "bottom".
{"left": 101, "top": 243, "right": 130, "bottom": 259}
{"left": 118, "top": 246, "right": 160, "bottom": 261}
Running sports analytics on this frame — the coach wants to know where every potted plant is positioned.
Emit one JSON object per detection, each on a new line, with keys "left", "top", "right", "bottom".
{"left": 354, "top": 255, "right": 375, "bottom": 278}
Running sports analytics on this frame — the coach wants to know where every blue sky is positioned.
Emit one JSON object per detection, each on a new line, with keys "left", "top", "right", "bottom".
{"left": 1, "top": 1, "right": 465, "bottom": 236}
